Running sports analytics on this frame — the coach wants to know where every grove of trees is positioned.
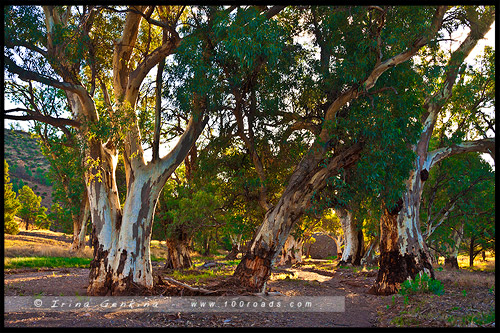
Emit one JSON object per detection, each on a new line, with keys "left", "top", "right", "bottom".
{"left": 4, "top": 160, "right": 21, "bottom": 235}
{"left": 4, "top": 5, "right": 494, "bottom": 296}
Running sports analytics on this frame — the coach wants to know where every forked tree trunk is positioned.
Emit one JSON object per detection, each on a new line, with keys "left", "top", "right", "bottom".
{"left": 5, "top": 6, "right": 206, "bottom": 296}
{"left": 87, "top": 152, "right": 204, "bottom": 294}
{"left": 333, "top": 234, "right": 344, "bottom": 258}
{"left": 277, "top": 235, "right": 304, "bottom": 267}
{"left": 87, "top": 156, "right": 167, "bottom": 295}
{"left": 164, "top": 236, "right": 193, "bottom": 269}
{"left": 337, "top": 208, "right": 364, "bottom": 266}
{"left": 361, "top": 237, "right": 379, "bottom": 266}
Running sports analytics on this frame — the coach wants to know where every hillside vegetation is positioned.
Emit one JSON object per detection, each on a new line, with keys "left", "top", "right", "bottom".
{"left": 4, "top": 128, "right": 53, "bottom": 208}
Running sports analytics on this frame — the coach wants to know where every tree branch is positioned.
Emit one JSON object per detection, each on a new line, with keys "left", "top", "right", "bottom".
{"left": 158, "top": 108, "right": 209, "bottom": 180}
{"left": 263, "top": 6, "right": 286, "bottom": 19}
{"left": 426, "top": 138, "right": 495, "bottom": 170}
{"left": 152, "top": 48, "right": 166, "bottom": 162}
{"left": 5, "top": 108, "right": 81, "bottom": 128}
{"left": 4, "top": 56, "right": 87, "bottom": 96}
{"left": 320, "top": 6, "right": 447, "bottom": 144}
{"left": 4, "top": 40, "right": 48, "bottom": 57}
{"left": 128, "top": 38, "right": 180, "bottom": 101}
{"left": 418, "top": 8, "right": 495, "bottom": 156}
{"left": 113, "top": 5, "right": 145, "bottom": 98}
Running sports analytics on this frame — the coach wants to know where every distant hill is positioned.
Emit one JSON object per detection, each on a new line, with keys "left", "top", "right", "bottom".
{"left": 4, "top": 128, "right": 53, "bottom": 209}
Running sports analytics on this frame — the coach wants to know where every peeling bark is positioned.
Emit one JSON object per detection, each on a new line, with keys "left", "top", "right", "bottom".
{"left": 372, "top": 10, "right": 495, "bottom": 295}
{"left": 337, "top": 208, "right": 364, "bottom": 266}
{"left": 224, "top": 234, "right": 242, "bottom": 260}
{"left": 370, "top": 168, "right": 435, "bottom": 295}
{"left": 224, "top": 244, "right": 240, "bottom": 260}
{"left": 277, "top": 235, "right": 304, "bottom": 267}
{"left": 164, "top": 234, "right": 193, "bottom": 269}
{"left": 369, "top": 207, "right": 434, "bottom": 295}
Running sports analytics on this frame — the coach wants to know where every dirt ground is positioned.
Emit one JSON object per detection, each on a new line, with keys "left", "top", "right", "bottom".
{"left": 3, "top": 231, "right": 495, "bottom": 327}
{"left": 4, "top": 262, "right": 495, "bottom": 327}
{"left": 4, "top": 263, "right": 387, "bottom": 327}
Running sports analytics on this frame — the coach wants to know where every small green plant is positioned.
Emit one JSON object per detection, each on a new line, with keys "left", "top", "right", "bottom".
{"left": 399, "top": 273, "right": 445, "bottom": 296}
{"left": 460, "top": 308, "right": 495, "bottom": 326}
{"left": 488, "top": 285, "right": 494, "bottom": 294}
{"left": 461, "top": 289, "right": 467, "bottom": 297}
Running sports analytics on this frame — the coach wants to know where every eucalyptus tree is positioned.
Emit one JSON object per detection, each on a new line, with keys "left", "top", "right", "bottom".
{"left": 4, "top": 5, "right": 293, "bottom": 294}
{"left": 17, "top": 185, "right": 45, "bottom": 230}
{"left": 371, "top": 7, "right": 495, "bottom": 295}
{"left": 231, "top": 6, "right": 448, "bottom": 292}
{"left": 422, "top": 152, "right": 495, "bottom": 269}
{"left": 5, "top": 81, "right": 90, "bottom": 251}
{"left": 463, "top": 184, "right": 495, "bottom": 267}
{"left": 154, "top": 171, "right": 227, "bottom": 269}
{"left": 4, "top": 5, "right": 217, "bottom": 295}
{"left": 165, "top": 6, "right": 312, "bottom": 263}
{"left": 41, "top": 133, "right": 90, "bottom": 252}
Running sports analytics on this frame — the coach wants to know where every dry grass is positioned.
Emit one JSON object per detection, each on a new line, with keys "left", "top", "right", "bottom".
{"left": 4, "top": 244, "right": 93, "bottom": 259}
{"left": 5, "top": 227, "right": 92, "bottom": 259}
{"left": 5, "top": 230, "right": 172, "bottom": 262}
{"left": 436, "top": 269, "right": 495, "bottom": 289}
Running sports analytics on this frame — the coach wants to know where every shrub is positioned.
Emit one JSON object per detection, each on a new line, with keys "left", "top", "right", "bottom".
{"left": 4, "top": 218, "right": 20, "bottom": 235}
{"left": 399, "top": 272, "right": 445, "bottom": 296}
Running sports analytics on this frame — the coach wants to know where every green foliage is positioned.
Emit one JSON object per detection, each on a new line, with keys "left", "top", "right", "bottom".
{"left": 399, "top": 273, "right": 445, "bottom": 296}
{"left": 17, "top": 185, "right": 45, "bottom": 230}
{"left": 423, "top": 152, "right": 495, "bottom": 257}
{"left": 4, "top": 160, "right": 21, "bottom": 235}
{"left": 3, "top": 6, "right": 495, "bottom": 272}
{"left": 48, "top": 203, "right": 72, "bottom": 234}
{"left": 35, "top": 206, "right": 51, "bottom": 229}
{"left": 296, "top": 7, "right": 430, "bottom": 225}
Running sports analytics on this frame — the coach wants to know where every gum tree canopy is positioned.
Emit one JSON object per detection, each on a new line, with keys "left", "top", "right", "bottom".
{"left": 4, "top": 5, "right": 286, "bottom": 295}
{"left": 231, "top": 6, "right": 450, "bottom": 292}
{"left": 371, "top": 6, "right": 495, "bottom": 295}
{"left": 4, "top": 5, "right": 495, "bottom": 297}
{"left": 4, "top": 5, "right": 209, "bottom": 295}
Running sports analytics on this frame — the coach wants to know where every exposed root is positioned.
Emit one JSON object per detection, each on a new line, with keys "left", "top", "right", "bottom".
{"left": 158, "top": 276, "right": 216, "bottom": 295}
{"left": 153, "top": 275, "right": 282, "bottom": 297}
